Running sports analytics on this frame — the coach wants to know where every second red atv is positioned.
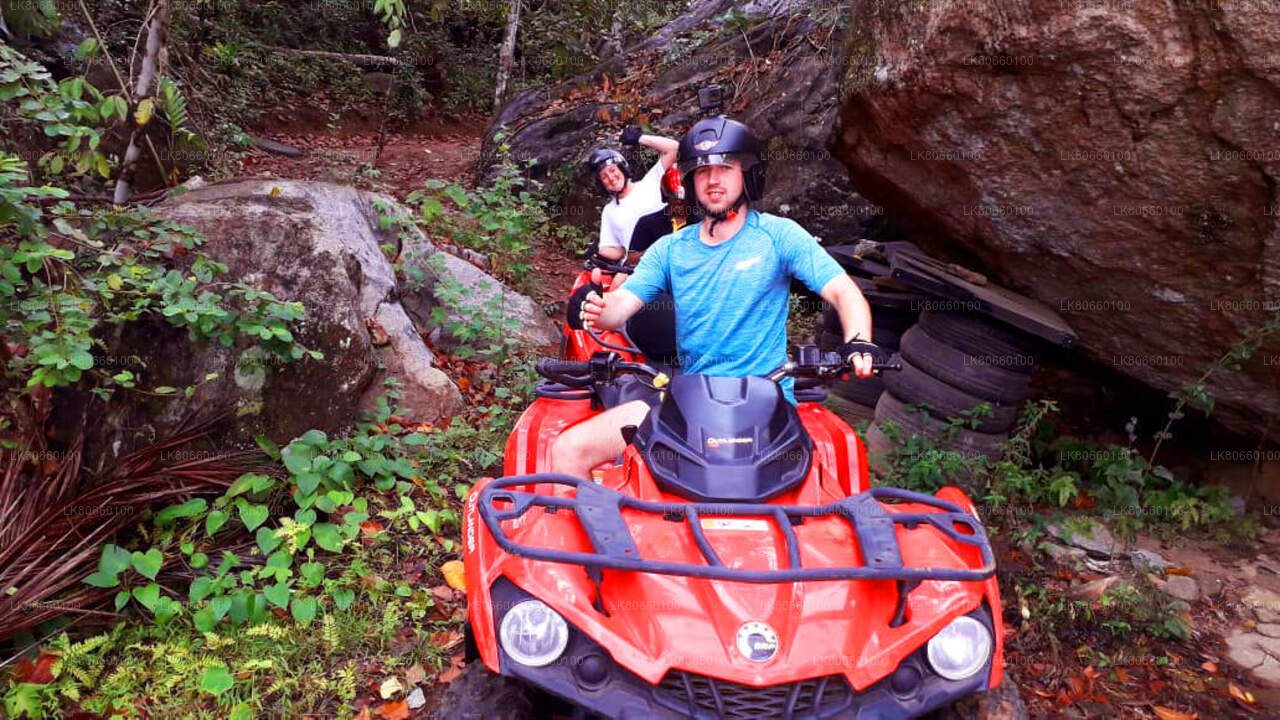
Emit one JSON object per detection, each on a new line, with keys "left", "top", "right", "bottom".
{"left": 441, "top": 346, "right": 1026, "bottom": 720}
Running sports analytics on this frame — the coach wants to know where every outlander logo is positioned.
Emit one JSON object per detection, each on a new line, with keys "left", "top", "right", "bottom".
{"left": 706, "top": 437, "right": 753, "bottom": 448}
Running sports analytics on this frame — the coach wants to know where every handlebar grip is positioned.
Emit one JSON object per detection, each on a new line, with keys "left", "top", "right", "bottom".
{"left": 537, "top": 358, "right": 591, "bottom": 377}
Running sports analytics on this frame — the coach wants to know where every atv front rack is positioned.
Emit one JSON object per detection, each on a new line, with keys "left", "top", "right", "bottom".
{"left": 478, "top": 475, "right": 995, "bottom": 625}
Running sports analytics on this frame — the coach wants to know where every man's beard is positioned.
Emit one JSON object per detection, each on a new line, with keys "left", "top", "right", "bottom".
{"left": 699, "top": 190, "right": 746, "bottom": 237}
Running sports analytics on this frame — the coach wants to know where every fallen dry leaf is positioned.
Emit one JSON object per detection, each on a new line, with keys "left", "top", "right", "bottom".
{"left": 379, "top": 676, "right": 403, "bottom": 699}
{"left": 437, "top": 664, "right": 464, "bottom": 684}
{"left": 1166, "top": 566, "right": 1195, "bottom": 576}
{"left": 374, "top": 700, "right": 409, "bottom": 720}
{"left": 1152, "top": 707, "right": 1196, "bottom": 720}
{"left": 12, "top": 652, "right": 57, "bottom": 684}
{"left": 1229, "top": 682, "right": 1256, "bottom": 705}
{"left": 1200, "top": 661, "right": 1218, "bottom": 674}
{"left": 361, "top": 520, "right": 385, "bottom": 536}
{"left": 441, "top": 560, "right": 466, "bottom": 592}
{"left": 364, "top": 317, "right": 390, "bottom": 346}
{"left": 432, "top": 585, "right": 455, "bottom": 602}
{"left": 404, "top": 663, "right": 428, "bottom": 687}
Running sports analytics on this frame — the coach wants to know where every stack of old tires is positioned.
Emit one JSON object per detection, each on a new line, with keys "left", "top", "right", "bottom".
{"left": 817, "top": 284, "right": 923, "bottom": 419}
{"left": 865, "top": 309, "right": 1041, "bottom": 465}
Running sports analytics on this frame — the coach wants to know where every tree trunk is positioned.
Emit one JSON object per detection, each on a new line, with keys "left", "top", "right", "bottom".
{"left": 607, "top": 2, "right": 623, "bottom": 58}
{"left": 112, "top": 0, "right": 169, "bottom": 205}
{"left": 493, "top": 0, "right": 521, "bottom": 108}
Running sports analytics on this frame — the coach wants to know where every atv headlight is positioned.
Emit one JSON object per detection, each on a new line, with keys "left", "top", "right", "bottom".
{"left": 499, "top": 600, "right": 569, "bottom": 667}
{"left": 926, "top": 615, "right": 992, "bottom": 681}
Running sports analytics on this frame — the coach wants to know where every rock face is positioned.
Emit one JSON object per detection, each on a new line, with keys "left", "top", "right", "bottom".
{"left": 1046, "top": 520, "right": 1116, "bottom": 557}
{"left": 1226, "top": 630, "right": 1280, "bottom": 688}
{"left": 485, "top": 0, "right": 883, "bottom": 243}
{"left": 832, "top": 0, "right": 1280, "bottom": 440}
{"left": 92, "top": 180, "right": 505, "bottom": 460}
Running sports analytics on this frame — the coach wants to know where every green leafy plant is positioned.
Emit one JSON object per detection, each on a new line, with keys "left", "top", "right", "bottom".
{"left": 155, "top": 76, "right": 203, "bottom": 152}
{"left": 427, "top": 254, "right": 524, "bottom": 364}
{"left": 373, "top": 0, "right": 408, "bottom": 49}
{"left": 209, "top": 42, "right": 244, "bottom": 72}
{"left": 1149, "top": 306, "right": 1280, "bottom": 465}
{"left": 873, "top": 398, "right": 1242, "bottom": 537}
{"left": 0, "top": 43, "right": 119, "bottom": 180}
{"left": 1, "top": 192, "right": 317, "bottom": 397}
{"left": 411, "top": 133, "right": 550, "bottom": 287}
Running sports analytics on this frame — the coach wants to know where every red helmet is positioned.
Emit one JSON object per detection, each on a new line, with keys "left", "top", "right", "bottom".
{"left": 661, "top": 165, "right": 685, "bottom": 201}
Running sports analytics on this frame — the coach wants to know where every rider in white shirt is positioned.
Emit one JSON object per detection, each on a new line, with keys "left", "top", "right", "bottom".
{"left": 587, "top": 125, "right": 679, "bottom": 262}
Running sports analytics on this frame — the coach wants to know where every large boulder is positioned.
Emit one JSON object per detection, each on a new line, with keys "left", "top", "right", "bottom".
{"left": 484, "top": 0, "right": 883, "bottom": 243}
{"left": 400, "top": 247, "right": 562, "bottom": 352}
{"left": 832, "top": 0, "right": 1280, "bottom": 440}
{"left": 92, "top": 180, "right": 481, "bottom": 461}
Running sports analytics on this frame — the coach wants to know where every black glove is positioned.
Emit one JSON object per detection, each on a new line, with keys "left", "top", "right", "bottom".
{"left": 837, "top": 340, "right": 882, "bottom": 364}
{"left": 619, "top": 125, "right": 643, "bottom": 146}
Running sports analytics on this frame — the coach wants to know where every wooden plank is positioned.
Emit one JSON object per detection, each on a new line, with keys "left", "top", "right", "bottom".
{"left": 824, "top": 244, "right": 891, "bottom": 278}
{"left": 889, "top": 251, "right": 1077, "bottom": 347}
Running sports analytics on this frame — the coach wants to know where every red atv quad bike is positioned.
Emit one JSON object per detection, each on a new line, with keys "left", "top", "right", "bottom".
{"left": 562, "top": 254, "right": 678, "bottom": 368}
{"left": 441, "top": 346, "right": 1026, "bottom": 720}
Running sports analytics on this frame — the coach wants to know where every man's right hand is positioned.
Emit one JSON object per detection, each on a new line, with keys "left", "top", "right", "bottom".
{"left": 580, "top": 290, "right": 605, "bottom": 328}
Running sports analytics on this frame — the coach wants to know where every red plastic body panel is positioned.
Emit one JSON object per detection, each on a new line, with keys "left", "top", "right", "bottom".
{"left": 468, "top": 395, "right": 1005, "bottom": 692}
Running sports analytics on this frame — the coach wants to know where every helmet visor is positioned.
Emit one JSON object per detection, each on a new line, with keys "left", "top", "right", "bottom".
{"left": 678, "top": 152, "right": 758, "bottom": 179}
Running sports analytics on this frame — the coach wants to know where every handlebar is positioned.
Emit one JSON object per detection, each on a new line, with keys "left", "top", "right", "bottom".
{"left": 536, "top": 354, "right": 658, "bottom": 389}
{"left": 537, "top": 346, "right": 900, "bottom": 390}
{"left": 537, "top": 358, "right": 591, "bottom": 377}
{"left": 764, "top": 346, "right": 901, "bottom": 383}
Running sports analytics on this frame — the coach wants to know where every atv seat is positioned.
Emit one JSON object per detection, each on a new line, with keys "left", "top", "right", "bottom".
{"left": 624, "top": 292, "right": 679, "bottom": 365}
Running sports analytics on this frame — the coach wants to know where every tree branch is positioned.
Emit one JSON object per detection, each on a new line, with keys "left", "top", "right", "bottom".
{"left": 77, "top": 0, "right": 131, "bottom": 101}
{"left": 246, "top": 43, "right": 401, "bottom": 69}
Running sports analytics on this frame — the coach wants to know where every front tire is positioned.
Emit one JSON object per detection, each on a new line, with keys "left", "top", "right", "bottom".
{"left": 927, "top": 677, "right": 1028, "bottom": 720}
{"left": 433, "top": 661, "right": 535, "bottom": 720}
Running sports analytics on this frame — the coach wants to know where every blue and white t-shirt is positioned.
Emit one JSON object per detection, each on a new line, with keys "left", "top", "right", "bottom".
{"left": 616, "top": 210, "right": 844, "bottom": 403}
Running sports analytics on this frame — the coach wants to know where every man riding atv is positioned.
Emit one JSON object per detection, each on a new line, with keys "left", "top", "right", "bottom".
{"left": 552, "top": 115, "right": 876, "bottom": 480}
{"left": 588, "top": 125, "right": 680, "bottom": 262}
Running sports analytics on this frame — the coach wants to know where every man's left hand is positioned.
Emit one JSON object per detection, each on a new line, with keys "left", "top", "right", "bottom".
{"left": 838, "top": 340, "right": 880, "bottom": 379}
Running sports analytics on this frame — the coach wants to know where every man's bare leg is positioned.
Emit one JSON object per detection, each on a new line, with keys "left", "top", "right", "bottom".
{"left": 549, "top": 400, "right": 652, "bottom": 478}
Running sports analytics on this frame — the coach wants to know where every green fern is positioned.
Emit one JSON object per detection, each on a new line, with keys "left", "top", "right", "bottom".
{"left": 156, "top": 76, "right": 200, "bottom": 145}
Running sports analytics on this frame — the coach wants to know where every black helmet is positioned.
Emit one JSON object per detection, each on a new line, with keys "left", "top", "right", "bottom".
{"left": 676, "top": 116, "right": 766, "bottom": 202}
{"left": 586, "top": 148, "right": 631, "bottom": 196}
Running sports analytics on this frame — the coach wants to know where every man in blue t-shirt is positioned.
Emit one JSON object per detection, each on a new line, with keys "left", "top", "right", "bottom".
{"left": 549, "top": 116, "right": 876, "bottom": 480}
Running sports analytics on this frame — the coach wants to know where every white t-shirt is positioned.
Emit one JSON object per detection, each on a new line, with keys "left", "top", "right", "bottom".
{"left": 598, "top": 162, "right": 666, "bottom": 252}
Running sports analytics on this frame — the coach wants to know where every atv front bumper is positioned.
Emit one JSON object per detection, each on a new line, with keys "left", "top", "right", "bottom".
{"left": 486, "top": 578, "right": 994, "bottom": 720}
